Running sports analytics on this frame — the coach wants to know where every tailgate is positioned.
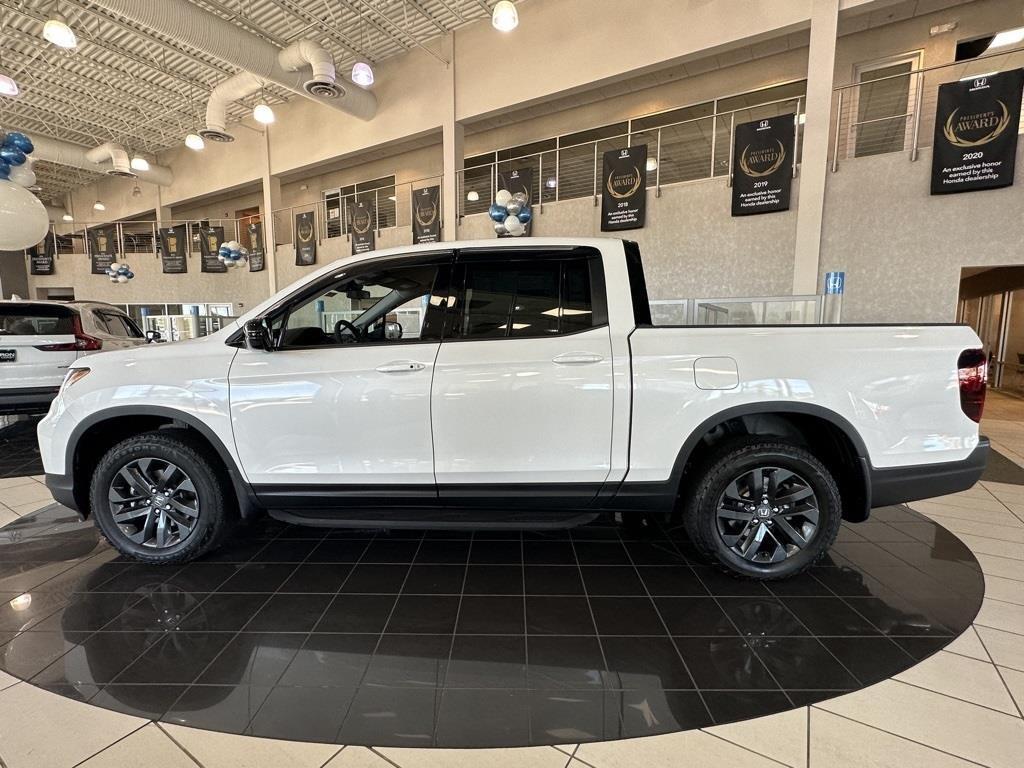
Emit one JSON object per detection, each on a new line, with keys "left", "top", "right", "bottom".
{"left": 0, "top": 305, "right": 78, "bottom": 390}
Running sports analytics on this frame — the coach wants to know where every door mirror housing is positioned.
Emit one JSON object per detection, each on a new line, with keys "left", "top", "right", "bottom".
{"left": 244, "top": 318, "right": 273, "bottom": 351}
{"left": 144, "top": 329, "right": 162, "bottom": 344}
{"left": 384, "top": 322, "right": 403, "bottom": 341}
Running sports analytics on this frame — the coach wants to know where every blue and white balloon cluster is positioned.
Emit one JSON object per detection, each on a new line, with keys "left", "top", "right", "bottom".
{"left": 488, "top": 188, "right": 532, "bottom": 236}
{"left": 217, "top": 240, "right": 249, "bottom": 269}
{"left": 0, "top": 130, "right": 49, "bottom": 251}
{"left": 105, "top": 262, "right": 135, "bottom": 284}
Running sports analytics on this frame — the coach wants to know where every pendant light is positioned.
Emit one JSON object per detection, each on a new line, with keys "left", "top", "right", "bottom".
{"left": 492, "top": 1, "right": 519, "bottom": 32}
{"left": 93, "top": 200, "right": 105, "bottom": 211}
{"left": 185, "top": 133, "right": 205, "bottom": 151}
{"left": 253, "top": 86, "right": 275, "bottom": 124}
{"left": 129, "top": 154, "right": 150, "bottom": 171}
{"left": 43, "top": 3, "right": 77, "bottom": 49}
{"left": 351, "top": 7, "right": 374, "bottom": 88}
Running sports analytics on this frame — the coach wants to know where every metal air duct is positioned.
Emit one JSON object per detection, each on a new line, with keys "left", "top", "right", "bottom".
{"left": 31, "top": 135, "right": 175, "bottom": 186}
{"left": 202, "top": 71, "right": 265, "bottom": 143}
{"left": 85, "top": 142, "right": 134, "bottom": 178}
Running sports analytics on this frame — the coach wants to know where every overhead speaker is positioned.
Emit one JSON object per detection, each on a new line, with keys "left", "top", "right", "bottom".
{"left": 198, "top": 128, "right": 235, "bottom": 142}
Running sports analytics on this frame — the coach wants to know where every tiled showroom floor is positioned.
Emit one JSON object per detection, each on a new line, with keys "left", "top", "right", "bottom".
{"left": 1, "top": 395, "right": 1024, "bottom": 767}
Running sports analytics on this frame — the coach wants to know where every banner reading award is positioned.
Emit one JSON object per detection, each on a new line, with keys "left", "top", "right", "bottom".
{"left": 732, "top": 114, "right": 795, "bottom": 216}
{"left": 601, "top": 145, "right": 647, "bottom": 231}
{"left": 496, "top": 167, "right": 533, "bottom": 236}
{"left": 412, "top": 185, "right": 441, "bottom": 244}
{"left": 295, "top": 211, "right": 317, "bottom": 266}
{"left": 29, "top": 235, "right": 55, "bottom": 275}
{"left": 198, "top": 225, "right": 227, "bottom": 273}
{"left": 350, "top": 201, "right": 376, "bottom": 255}
{"left": 248, "top": 221, "right": 266, "bottom": 272}
{"left": 931, "top": 70, "right": 1024, "bottom": 194}
{"left": 88, "top": 226, "right": 117, "bottom": 275}
{"left": 158, "top": 225, "right": 188, "bottom": 274}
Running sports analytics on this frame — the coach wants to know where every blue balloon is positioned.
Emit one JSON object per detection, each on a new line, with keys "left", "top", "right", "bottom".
{"left": 218, "top": 244, "right": 231, "bottom": 257}
{"left": 488, "top": 204, "right": 507, "bottom": 223}
{"left": 0, "top": 146, "right": 25, "bottom": 166}
{"left": 126, "top": 271, "right": 135, "bottom": 279}
{"left": 3, "top": 132, "right": 34, "bottom": 154}
{"left": 517, "top": 206, "right": 532, "bottom": 224}
{"left": 0, "top": 157, "right": 9, "bottom": 177}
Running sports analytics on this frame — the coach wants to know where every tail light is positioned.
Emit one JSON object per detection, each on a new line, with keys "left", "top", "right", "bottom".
{"left": 34, "top": 316, "right": 102, "bottom": 352}
{"left": 957, "top": 348, "right": 987, "bottom": 423}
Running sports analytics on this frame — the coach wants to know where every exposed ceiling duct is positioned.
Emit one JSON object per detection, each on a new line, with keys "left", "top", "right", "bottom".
{"left": 30, "top": 135, "right": 174, "bottom": 186}
{"left": 89, "top": 0, "right": 378, "bottom": 130}
{"left": 202, "top": 71, "right": 266, "bottom": 143}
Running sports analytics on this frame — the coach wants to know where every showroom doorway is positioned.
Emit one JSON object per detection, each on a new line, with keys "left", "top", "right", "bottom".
{"left": 957, "top": 266, "right": 1024, "bottom": 391}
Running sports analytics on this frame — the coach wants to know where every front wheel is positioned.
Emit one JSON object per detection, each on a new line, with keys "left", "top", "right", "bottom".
{"left": 684, "top": 439, "right": 842, "bottom": 580}
{"left": 89, "top": 430, "right": 235, "bottom": 564}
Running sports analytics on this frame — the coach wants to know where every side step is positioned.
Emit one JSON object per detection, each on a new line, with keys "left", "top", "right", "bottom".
{"left": 268, "top": 507, "right": 601, "bottom": 530}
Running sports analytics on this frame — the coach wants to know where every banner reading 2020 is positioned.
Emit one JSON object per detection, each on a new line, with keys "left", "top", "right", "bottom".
{"left": 350, "top": 202, "right": 376, "bottom": 255}
{"left": 88, "top": 226, "right": 117, "bottom": 275}
{"left": 158, "top": 225, "right": 188, "bottom": 274}
{"left": 601, "top": 145, "right": 647, "bottom": 231}
{"left": 412, "top": 185, "right": 441, "bottom": 244}
{"left": 732, "top": 114, "right": 795, "bottom": 216}
{"left": 496, "top": 167, "right": 533, "bottom": 236}
{"left": 295, "top": 211, "right": 317, "bottom": 266}
{"left": 931, "top": 69, "right": 1024, "bottom": 194}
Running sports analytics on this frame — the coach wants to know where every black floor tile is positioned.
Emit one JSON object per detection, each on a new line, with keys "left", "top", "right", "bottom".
{"left": 529, "top": 690, "right": 613, "bottom": 743}
{"left": 524, "top": 565, "right": 584, "bottom": 595}
{"left": 218, "top": 564, "right": 296, "bottom": 593}
{"left": 719, "top": 596, "right": 810, "bottom": 636}
{"left": 277, "top": 633, "right": 376, "bottom": 687}
{"left": 165, "top": 685, "right": 274, "bottom": 732}
{"left": 404, "top": 564, "right": 465, "bottom": 594}
{"left": 463, "top": 564, "right": 522, "bottom": 595}
{"left": 308, "top": 538, "right": 371, "bottom": 563}
{"left": 525, "top": 596, "right": 595, "bottom": 635}
{"left": 573, "top": 541, "right": 630, "bottom": 565}
{"left": 415, "top": 539, "right": 470, "bottom": 564}
{"left": 753, "top": 637, "right": 860, "bottom": 689}
{"left": 244, "top": 594, "right": 332, "bottom": 633}
{"left": 91, "top": 684, "right": 187, "bottom": 720}
{"left": 247, "top": 685, "right": 354, "bottom": 741}
{"left": 655, "top": 597, "right": 738, "bottom": 636}
{"left": 580, "top": 566, "right": 646, "bottom": 596}
{"left": 315, "top": 594, "right": 396, "bottom": 633}
{"left": 197, "top": 632, "right": 304, "bottom": 686}
{"left": 385, "top": 595, "right": 459, "bottom": 634}
{"left": 456, "top": 595, "right": 524, "bottom": 634}
{"left": 436, "top": 689, "right": 531, "bottom": 747}
{"left": 113, "top": 632, "right": 235, "bottom": 685}
{"left": 673, "top": 637, "right": 778, "bottom": 690}
{"left": 589, "top": 596, "right": 665, "bottom": 635}
{"left": 637, "top": 565, "right": 712, "bottom": 596}
{"left": 364, "top": 634, "right": 450, "bottom": 687}
{"left": 178, "top": 594, "right": 268, "bottom": 631}
{"left": 607, "top": 689, "right": 708, "bottom": 737}
{"left": 340, "top": 563, "right": 410, "bottom": 594}
{"left": 526, "top": 635, "right": 605, "bottom": 689}
{"left": 469, "top": 540, "right": 521, "bottom": 564}
{"left": 278, "top": 563, "right": 352, "bottom": 593}
{"left": 341, "top": 686, "right": 438, "bottom": 747}
{"left": 446, "top": 635, "right": 526, "bottom": 688}
{"left": 602, "top": 636, "right": 695, "bottom": 690}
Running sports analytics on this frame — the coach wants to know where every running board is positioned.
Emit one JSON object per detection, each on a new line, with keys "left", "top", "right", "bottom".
{"left": 268, "top": 507, "right": 600, "bottom": 530}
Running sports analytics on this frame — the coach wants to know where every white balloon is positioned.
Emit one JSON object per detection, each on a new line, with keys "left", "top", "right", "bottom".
{"left": 109, "top": 261, "right": 121, "bottom": 271}
{"left": 503, "top": 215, "right": 524, "bottom": 236}
{"left": 495, "top": 189, "right": 512, "bottom": 207}
{"left": 0, "top": 180, "right": 49, "bottom": 250}
{"left": 117, "top": 275, "right": 128, "bottom": 283}
{"left": 8, "top": 164, "right": 36, "bottom": 188}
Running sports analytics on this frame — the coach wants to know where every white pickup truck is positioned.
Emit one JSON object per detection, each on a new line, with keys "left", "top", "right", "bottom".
{"left": 38, "top": 238, "right": 989, "bottom": 579}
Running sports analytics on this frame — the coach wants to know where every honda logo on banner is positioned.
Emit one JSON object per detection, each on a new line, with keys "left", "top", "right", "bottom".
{"left": 824, "top": 271, "right": 845, "bottom": 295}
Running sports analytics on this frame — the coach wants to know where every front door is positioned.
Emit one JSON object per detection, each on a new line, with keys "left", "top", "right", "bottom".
{"left": 431, "top": 248, "right": 615, "bottom": 504}
{"left": 228, "top": 254, "right": 452, "bottom": 501}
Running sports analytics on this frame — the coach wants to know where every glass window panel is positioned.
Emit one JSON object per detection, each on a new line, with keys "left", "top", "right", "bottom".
{"left": 854, "top": 62, "right": 913, "bottom": 157}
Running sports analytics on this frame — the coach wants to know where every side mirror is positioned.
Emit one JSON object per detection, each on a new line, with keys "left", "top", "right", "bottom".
{"left": 244, "top": 318, "right": 273, "bottom": 351}
{"left": 384, "top": 321, "right": 403, "bottom": 341}
{"left": 145, "top": 330, "right": 162, "bottom": 343}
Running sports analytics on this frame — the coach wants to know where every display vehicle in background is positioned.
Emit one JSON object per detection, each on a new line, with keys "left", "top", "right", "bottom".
{"left": 0, "top": 300, "right": 158, "bottom": 415}
{"left": 38, "top": 239, "right": 988, "bottom": 579}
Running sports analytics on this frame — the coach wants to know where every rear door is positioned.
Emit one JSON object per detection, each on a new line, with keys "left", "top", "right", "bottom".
{"left": 430, "top": 247, "right": 614, "bottom": 504}
{"left": 0, "top": 304, "right": 79, "bottom": 391}
{"left": 92, "top": 308, "right": 147, "bottom": 349}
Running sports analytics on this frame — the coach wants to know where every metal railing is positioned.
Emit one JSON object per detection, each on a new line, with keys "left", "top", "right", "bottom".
{"left": 47, "top": 218, "right": 253, "bottom": 258}
{"left": 831, "top": 45, "right": 1024, "bottom": 170}
{"left": 457, "top": 97, "right": 805, "bottom": 217}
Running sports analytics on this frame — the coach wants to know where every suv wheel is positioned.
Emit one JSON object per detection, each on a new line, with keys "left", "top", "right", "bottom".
{"left": 90, "top": 430, "right": 234, "bottom": 564}
{"left": 685, "top": 439, "right": 842, "bottom": 580}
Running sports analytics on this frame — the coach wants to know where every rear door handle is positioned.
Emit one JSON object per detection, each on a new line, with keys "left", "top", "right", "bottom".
{"left": 552, "top": 352, "right": 604, "bottom": 365}
{"left": 376, "top": 360, "right": 426, "bottom": 373}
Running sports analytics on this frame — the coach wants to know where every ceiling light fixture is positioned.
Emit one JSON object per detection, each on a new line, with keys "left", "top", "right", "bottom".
{"left": 93, "top": 200, "right": 105, "bottom": 211}
{"left": 43, "top": 8, "right": 77, "bottom": 49}
{"left": 185, "top": 133, "right": 205, "bottom": 151}
{"left": 986, "top": 27, "right": 1024, "bottom": 51}
{"left": 129, "top": 155, "right": 150, "bottom": 171}
{"left": 645, "top": 158, "right": 658, "bottom": 172}
{"left": 253, "top": 102, "right": 275, "bottom": 124}
{"left": 0, "top": 73, "right": 18, "bottom": 97}
{"left": 545, "top": 177, "right": 557, "bottom": 189}
{"left": 492, "top": 1, "right": 519, "bottom": 32}
{"left": 466, "top": 190, "right": 480, "bottom": 202}
{"left": 131, "top": 184, "right": 142, "bottom": 198}
{"left": 351, "top": 61, "right": 374, "bottom": 88}
{"left": 62, "top": 212, "right": 73, "bottom": 222}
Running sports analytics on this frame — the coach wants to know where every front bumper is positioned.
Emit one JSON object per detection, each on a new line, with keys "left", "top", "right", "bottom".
{"left": 44, "top": 472, "right": 80, "bottom": 514}
{"left": 869, "top": 437, "right": 990, "bottom": 508}
{"left": 0, "top": 386, "right": 60, "bottom": 416}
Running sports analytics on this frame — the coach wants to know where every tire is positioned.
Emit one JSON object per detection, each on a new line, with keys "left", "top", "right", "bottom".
{"left": 89, "top": 430, "right": 236, "bottom": 565}
{"left": 684, "top": 439, "right": 842, "bottom": 580}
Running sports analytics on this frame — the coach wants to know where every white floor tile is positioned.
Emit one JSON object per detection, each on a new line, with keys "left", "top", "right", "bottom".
{"left": 894, "top": 650, "right": 1019, "bottom": 715}
{"left": 160, "top": 724, "right": 341, "bottom": 768}
{"left": 0, "top": 477, "right": 36, "bottom": 491}
{"left": 323, "top": 747, "right": 392, "bottom": 768}
{"left": 77, "top": 723, "right": 197, "bottom": 767}
{"left": 977, "top": 624, "right": 1024, "bottom": 672}
{"left": 378, "top": 745, "right": 570, "bottom": 768}
{"left": 943, "top": 626, "right": 990, "bottom": 662}
{"left": 705, "top": 707, "right": 807, "bottom": 768}
{"left": 575, "top": 729, "right": 784, "bottom": 768}
{"left": 985, "top": 575, "right": 1024, "bottom": 606}
{"left": 975, "top": 598, "right": 1024, "bottom": 635}
{"left": 976, "top": 554, "right": 1024, "bottom": 582}
{"left": 999, "top": 666, "right": 1024, "bottom": 715}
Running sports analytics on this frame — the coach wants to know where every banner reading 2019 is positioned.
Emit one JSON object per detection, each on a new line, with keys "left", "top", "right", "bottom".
{"left": 601, "top": 145, "right": 647, "bottom": 231}
{"left": 732, "top": 114, "right": 794, "bottom": 216}
{"left": 931, "top": 69, "right": 1024, "bottom": 194}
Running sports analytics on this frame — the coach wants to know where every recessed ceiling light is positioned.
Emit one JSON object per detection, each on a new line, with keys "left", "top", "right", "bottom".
{"left": 253, "top": 103, "right": 275, "bottom": 124}
{"left": 492, "top": 1, "right": 519, "bottom": 32}
{"left": 0, "top": 73, "right": 18, "bottom": 97}
{"left": 351, "top": 61, "right": 374, "bottom": 88}
{"left": 185, "top": 133, "right": 205, "bottom": 151}
{"left": 43, "top": 11, "right": 77, "bottom": 49}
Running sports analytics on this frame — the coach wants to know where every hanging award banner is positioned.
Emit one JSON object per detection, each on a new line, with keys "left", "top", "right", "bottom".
{"left": 931, "top": 69, "right": 1024, "bottom": 194}
{"left": 198, "top": 226, "right": 227, "bottom": 273}
{"left": 496, "top": 167, "right": 534, "bottom": 236}
{"left": 350, "top": 201, "right": 376, "bottom": 255}
{"left": 295, "top": 211, "right": 317, "bottom": 266}
{"left": 248, "top": 221, "right": 266, "bottom": 272}
{"left": 29, "top": 235, "right": 56, "bottom": 275}
{"left": 88, "top": 226, "right": 117, "bottom": 275}
{"left": 158, "top": 225, "right": 188, "bottom": 274}
{"left": 731, "top": 114, "right": 795, "bottom": 216}
{"left": 600, "top": 145, "right": 647, "bottom": 231}
{"left": 412, "top": 185, "right": 441, "bottom": 244}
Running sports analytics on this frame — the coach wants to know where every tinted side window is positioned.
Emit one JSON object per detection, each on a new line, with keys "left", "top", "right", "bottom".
{"left": 100, "top": 312, "right": 131, "bottom": 337}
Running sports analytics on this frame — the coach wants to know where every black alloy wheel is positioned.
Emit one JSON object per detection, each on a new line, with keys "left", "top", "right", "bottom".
{"left": 108, "top": 458, "right": 200, "bottom": 549}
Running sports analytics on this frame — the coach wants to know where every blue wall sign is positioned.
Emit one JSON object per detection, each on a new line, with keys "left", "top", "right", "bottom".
{"left": 824, "top": 271, "right": 845, "bottom": 295}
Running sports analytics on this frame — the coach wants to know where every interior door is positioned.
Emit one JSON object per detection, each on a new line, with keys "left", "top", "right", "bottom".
{"left": 431, "top": 248, "right": 614, "bottom": 503}
{"left": 228, "top": 255, "right": 452, "bottom": 497}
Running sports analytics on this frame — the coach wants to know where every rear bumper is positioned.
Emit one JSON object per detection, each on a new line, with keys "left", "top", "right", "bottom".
{"left": 869, "top": 438, "right": 989, "bottom": 508}
{"left": 0, "top": 386, "right": 59, "bottom": 415}
{"left": 44, "top": 472, "right": 79, "bottom": 513}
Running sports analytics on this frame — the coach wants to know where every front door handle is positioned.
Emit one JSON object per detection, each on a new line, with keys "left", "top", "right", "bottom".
{"left": 375, "top": 360, "right": 426, "bottom": 373}
{"left": 552, "top": 352, "right": 604, "bottom": 365}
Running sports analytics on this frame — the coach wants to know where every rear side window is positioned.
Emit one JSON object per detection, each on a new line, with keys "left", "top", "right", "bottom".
{"left": 0, "top": 305, "right": 75, "bottom": 335}
{"left": 450, "top": 253, "right": 605, "bottom": 340}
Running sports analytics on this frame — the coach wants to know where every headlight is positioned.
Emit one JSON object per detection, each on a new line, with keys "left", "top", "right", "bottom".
{"left": 60, "top": 367, "right": 91, "bottom": 394}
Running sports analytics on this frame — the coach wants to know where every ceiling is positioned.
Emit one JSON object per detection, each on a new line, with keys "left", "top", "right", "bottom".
{"left": 0, "top": 0, "right": 507, "bottom": 203}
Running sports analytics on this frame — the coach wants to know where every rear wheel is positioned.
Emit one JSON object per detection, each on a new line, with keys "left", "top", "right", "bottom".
{"left": 89, "top": 430, "right": 235, "bottom": 564}
{"left": 685, "top": 439, "right": 842, "bottom": 579}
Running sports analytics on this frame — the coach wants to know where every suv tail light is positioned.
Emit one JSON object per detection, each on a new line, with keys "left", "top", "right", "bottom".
{"left": 34, "top": 316, "right": 103, "bottom": 352}
{"left": 958, "top": 348, "right": 987, "bottom": 423}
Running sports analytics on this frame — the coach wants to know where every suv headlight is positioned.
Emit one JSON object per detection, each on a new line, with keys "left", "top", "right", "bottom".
{"left": 60, "top": 367, "right": 91, "bottom": 394}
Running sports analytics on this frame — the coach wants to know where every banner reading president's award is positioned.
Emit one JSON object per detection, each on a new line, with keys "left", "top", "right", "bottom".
{"left": 931, "top": 70, "right": 1024, "bottom": 194}
{"left": 199, "top": 225, "right": 226, "bottom": 273}
{"left": 601, "top": 145, "right": 647, "bottom": 231}
{"left": 732, "top": 114, "right": 795, "bottom": 216}
{"left": 29, "top": 235, "right": 55, "bottom": 275}
{"left": 158, "top": 225, "right": 188, "bottom": 274}
{"left": 350, "top": 201, "right": 375, "bottom": 255}
{"left": 88, "top": 226, "right": 117, "bottom": 275}
{"left": 412, "top": 185, "right": 441, "bottom": 244}
{"left": 248, "top": 221, "right": 266, "bottom": 272}
{"left": 295, "top": 211, "right": 317, "bottom": 266}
